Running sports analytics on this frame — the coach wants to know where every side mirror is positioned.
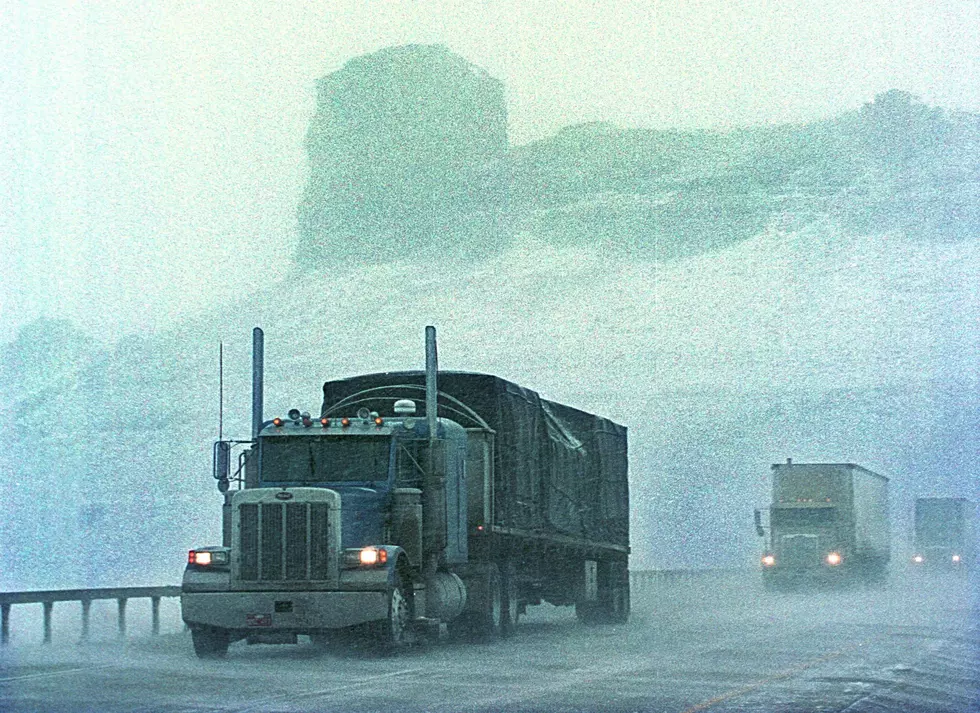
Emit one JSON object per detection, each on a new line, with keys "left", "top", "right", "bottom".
{"left": 213, "top": 441, "right": 231, "bottom": 492}
{"left": 754, "top": 508, "right": 765, "bottom": 537}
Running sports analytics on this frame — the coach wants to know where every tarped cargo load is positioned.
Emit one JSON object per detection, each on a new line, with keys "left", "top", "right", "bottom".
{"left": 321, "top": 371, "right": 629, "bottom": 548}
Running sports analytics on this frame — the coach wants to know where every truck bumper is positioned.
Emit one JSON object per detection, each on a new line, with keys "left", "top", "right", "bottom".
{"left": 181, "top": 590, "right": 388, "bottom": 632}
{"left": 763, "top": 564, "right": 880, "bottom": 589}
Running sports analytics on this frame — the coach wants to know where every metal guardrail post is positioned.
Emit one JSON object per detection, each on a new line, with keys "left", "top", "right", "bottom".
{"left": 117, "top": 598, "right": 127, "bottom": 638}
{"left": 1, "top": 603, "right": 9, "bottom": 646}
{"left": 151, "top": 597, "right": 161, "bottom": 636}
{"left": 42, "top": 602, "right": 53, "bottom": 644}
{"left": 80, "top": 600, "right": 92, "bottom": 642}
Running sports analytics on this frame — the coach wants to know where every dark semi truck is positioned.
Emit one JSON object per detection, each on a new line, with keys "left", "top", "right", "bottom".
{"left": 181, "top": 327, "right": 630, "bottom": 657}
{"left": 911, "top": 497, "right": 975, "bottom": 572}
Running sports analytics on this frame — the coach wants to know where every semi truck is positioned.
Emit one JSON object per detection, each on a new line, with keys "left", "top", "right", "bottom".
{"left": 910, "top": 498, "right": 975, "bottom": 572}
{"left": 181, "top": 327, "right": 630, "bottom": 657}
{"left": 755, "top": 460, "right": 890, "bottom": 589}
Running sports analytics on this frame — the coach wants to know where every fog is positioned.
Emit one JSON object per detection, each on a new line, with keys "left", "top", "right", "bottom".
{"left": 2, "top": 3, "right": 979, "bottom": 590}
{"left": 4, "top": 1, "right": 980, "bottom": 340}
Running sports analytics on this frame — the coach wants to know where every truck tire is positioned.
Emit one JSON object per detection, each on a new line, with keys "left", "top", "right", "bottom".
{"left": 449, "top": 563, "right": 503, "bottom": 641}
{"left": 501, "top": 560, "right": 520, "bottom": 636}
{"left": 369, "top": 577, "right": 412, "bottom": 655}
{"left": 608, "top": 564, "right": 630, "bottom": 625}
{"left": 191, "top": 627, "right": 230, "bottom": 659}
{"left": 576, "top": 559, "right": 629, "bottom": 625}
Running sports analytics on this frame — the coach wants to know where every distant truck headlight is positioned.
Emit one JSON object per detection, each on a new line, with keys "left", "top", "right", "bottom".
{"left": 825, "top": 552, "right": 842, "bottom": 566}
{"left": 761, "top": 554, "right": 775, "bottom": 567}
{"left": 951, "top": 554, "right": 961, "bottom": 563}
{"left": 912, "top": 555, "right": 924, "bottom": 564}
{"left": 188, "top": 548, "right": 230, "bottom": 567}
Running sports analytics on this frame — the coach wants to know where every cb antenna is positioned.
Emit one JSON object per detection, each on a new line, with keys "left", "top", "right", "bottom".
{"left": 218, "top": 341, "right": 224, "bottom": 441}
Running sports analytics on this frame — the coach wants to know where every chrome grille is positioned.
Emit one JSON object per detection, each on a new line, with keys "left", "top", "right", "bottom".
{"left": 780, "top": 534, "right": 820, "bottom": 568}
{"left": 237, "top": 501, "right": 333, "bottom": 582}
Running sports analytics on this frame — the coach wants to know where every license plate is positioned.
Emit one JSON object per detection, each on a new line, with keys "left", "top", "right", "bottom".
{"left": 246, "top": 613, "right": 272, "bottom": 627}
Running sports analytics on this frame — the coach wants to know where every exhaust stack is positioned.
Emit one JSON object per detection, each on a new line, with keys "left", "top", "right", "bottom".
{"left": 425, "top": 325, "right": 438, "bottom": 439}
{"left": 251, "top": 327, "right": 264, "bottom": 440}
{"left": 422, "top": 326, "right": 445, "bottom": 576}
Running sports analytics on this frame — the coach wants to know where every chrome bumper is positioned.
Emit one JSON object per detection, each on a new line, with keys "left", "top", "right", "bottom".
{"left": 181, "top": 590, "right": 388, "bottom": 631}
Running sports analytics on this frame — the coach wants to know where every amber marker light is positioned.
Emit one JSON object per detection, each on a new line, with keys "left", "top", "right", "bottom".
{"left": 320, "top": 417, "right": 330, "bottom": 427}
{"left": 272, "top": 417, "right": 283, "bottom": 427}
{"left": 341, "top": 418, "right": 351, "bottom": 427}
{"left": 374, "top": 416, "right": 384, "bottom": 426}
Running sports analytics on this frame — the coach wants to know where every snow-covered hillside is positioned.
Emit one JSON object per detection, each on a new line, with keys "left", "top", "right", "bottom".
{"left": 2, "top": 218, "right": 976, "bottom": 586}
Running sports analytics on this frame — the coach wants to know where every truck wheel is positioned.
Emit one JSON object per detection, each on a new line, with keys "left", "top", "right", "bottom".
{"left": 480, "top": 564, "right": 504, "bottom": 640}
{"left": 450, "top": 564, "right": 503, "bottom": 642}
{"left": 370, "top": 577, "right": 412, "bottom": 655}
{"left": 609, "top": 569, "right": 630, "bottom": 625}
{"left": 575, "top": 600, "right": 604, "bottom": 624}
{"left": 501, "top": 561, "right": 520, "bottom": 637}
{"left": 191, "top": 627, "right": 230, "bottom": 659}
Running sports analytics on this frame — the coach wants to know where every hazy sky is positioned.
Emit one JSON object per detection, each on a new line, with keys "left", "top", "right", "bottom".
{"left": 2, "top": 0, "right": 979, "bottom": 342}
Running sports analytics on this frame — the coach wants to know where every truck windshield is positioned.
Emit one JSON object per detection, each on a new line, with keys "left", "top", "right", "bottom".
{"left": 260, "top": 436, "right": 391, "bottom": 484}
{"left": 772, "top": 508, "right": 836, "bottom": 528}
{"left": 916, "top": 510, "right": 959, "bottom": 544}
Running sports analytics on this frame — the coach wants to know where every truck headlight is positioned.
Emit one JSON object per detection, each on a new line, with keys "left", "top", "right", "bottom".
{"left": 952, "top": 554, "right": 961, "bottom": 563}
{"left": 912, "top": 554, "right": 924, "bottom": 564}
{"left": 188, "top": 548, "right": 230, "bottom": 567}
{"left": 825, "top": 552, "right": 842, "bottom": 566}
{"left": 761, "top": 554, "right": 775, "bottom": 567}
{"left": 343, "top": 547, "right": 388, "bottom": 568}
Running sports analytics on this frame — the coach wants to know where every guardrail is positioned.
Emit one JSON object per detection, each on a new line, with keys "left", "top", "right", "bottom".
{"left": 0, "top": 572, "right": 746, "bottom": 647}
{"left": 0, "top": 586, "right": 181, "bottom": 646}
{"left": 629, "top": 568, "right": 747, "bottom": 594}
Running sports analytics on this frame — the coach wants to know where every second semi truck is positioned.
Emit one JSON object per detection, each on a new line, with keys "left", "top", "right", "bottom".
{"left": 756, "top": 460, "right": 890, "bottom": 589}
{"left": 181, "top": 327, "right": 630, "bottom": 657}
{"left": 911, "top": 497, "right": 975, "bottom": 572}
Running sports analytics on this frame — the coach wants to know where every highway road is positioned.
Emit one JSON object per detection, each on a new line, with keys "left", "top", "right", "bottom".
{"left": 1, "top": 571, "right": 976, "bottom": 712}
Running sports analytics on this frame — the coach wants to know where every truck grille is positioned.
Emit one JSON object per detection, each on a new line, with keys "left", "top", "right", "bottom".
{"left": 238, "top": 502, "right": 333, "bottom": 581}
{"left": 780, "top": 534, "right": 820, "bottom": 569}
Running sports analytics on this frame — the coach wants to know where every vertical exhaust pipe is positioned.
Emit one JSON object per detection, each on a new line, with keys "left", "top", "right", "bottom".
{"left": 251, "top": 327, "right": 264, "bottom": 440}
{"left": 422, "top": 326, "right": 444, "bottom": 576}
{"left": 425, "top": 325, "right": 438, "bottom": 440}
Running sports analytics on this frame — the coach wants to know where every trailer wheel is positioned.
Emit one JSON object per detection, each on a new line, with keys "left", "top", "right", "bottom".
{"left": 501, "top": 561, "right": 520, "bottom": 636}
{"left": 191, "top": 626, "right": 230, "bottom": 659}
{"left": 576, "top": 559, "right": 629, "bottom": 625}
{"left": 609, "top": 564, "right": 630, "bottom": 625}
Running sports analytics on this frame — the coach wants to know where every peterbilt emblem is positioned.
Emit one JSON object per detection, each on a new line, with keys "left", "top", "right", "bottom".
{"left": 275, "top": 491, "right": 293, "bottom": 500}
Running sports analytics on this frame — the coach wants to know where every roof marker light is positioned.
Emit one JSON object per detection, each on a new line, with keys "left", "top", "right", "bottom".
{"left": 341, "top": 418, "right": 351, "bottom": 427}
{"left": 272, "top": 417, "right": 283, "bottom": 428}
{"left": 320, "top": 417, "right": 330, "bottom": 427}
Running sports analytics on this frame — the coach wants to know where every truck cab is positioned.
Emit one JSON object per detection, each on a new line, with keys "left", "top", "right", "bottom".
{"left": 182, "top": 399, "right": 471, "bottom": 657}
